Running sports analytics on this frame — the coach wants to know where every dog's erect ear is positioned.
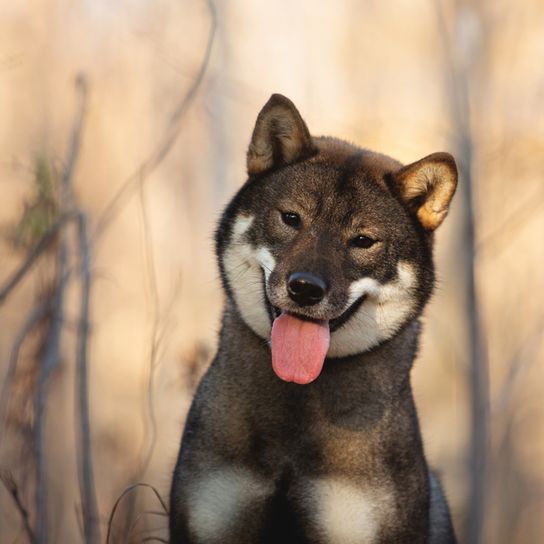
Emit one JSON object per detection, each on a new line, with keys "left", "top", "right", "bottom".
{"left": 393, "top": 152, "right": 458, "bottom": 231}
{"left": 247, "top": 94, "right": 316, "bottom": 176}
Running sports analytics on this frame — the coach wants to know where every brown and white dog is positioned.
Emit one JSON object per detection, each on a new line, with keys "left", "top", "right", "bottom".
{"left": 170, "top": 94, "right": 457, "bottom": 544}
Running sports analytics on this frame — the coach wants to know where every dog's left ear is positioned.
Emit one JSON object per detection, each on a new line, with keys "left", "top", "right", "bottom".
{"left": 247, "top": 94, "right": 316, "bottom": 176}
{"left": 393, "top": 152, "right": 458, "bottom": 231}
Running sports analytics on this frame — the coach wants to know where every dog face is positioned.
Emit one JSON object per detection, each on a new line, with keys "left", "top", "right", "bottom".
{"left": 216, "top": 95, "right": 457, "bottom": 383}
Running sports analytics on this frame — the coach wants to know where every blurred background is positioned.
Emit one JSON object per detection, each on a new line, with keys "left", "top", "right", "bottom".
{"left": 0, "top": 0, "right": 543, "bottom": 542}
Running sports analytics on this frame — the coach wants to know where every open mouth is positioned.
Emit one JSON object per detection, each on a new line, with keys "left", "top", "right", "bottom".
{"left": 265, "top": 295, "right": 366, "bottom": 332}
{"left": 260, "top": 271, "right": 367, "bottom": 385}
{"left": 264, "top": 286, "right": 366, "bottom": 333}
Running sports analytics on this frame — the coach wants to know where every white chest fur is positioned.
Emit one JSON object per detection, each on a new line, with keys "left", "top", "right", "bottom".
{"left": 307, "top": 477, "right": 393, "bottom": 543}
{"left": 187, "top": 467, "right": 392, "bottom": 544}
{"left": 187, "top": 466, "right": 272, "bottom": 543}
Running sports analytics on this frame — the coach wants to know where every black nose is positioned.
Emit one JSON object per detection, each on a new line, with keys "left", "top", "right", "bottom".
{"left": 287, "top": 272, "right": 327, "bottom": 307}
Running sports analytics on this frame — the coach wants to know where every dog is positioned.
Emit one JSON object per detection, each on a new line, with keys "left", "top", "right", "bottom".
{"left": 169, "top": 94, "right": 458, "bottom": 543}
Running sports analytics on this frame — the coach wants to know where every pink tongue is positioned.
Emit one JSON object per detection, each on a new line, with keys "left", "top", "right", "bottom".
{"left": 271, "top": 312, "right": 330, "bottom": 384}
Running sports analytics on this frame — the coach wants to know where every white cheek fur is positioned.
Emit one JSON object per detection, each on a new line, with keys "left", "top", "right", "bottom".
{"left": 255, "top": 247, "right": 276, "bottom": 282}
{"left": 222, "top": 215, "right": 273, "bottom": 339}
{"left": 222, "top": 214, "right": 417, "bottom": 357}
{"left": 328, "top": 262, "right": 418, "bottom": 358}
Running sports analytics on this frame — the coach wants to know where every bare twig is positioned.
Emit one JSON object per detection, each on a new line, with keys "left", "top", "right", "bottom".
{"left": 75, "top": 211, "right": 100, "bottom": 544}
{"left": 55, "top": 75, "right": 101, "bottom": 544}
{"left": 0, "top": 301, "right": 49, "bottom": 435}
{"left": 137, "top": 177, "right": 160, "bottom": 476}
{"left": 34, "top": 74, "right": 88, "bottom": 544}
{"left": 125, "top": 511, "right": 148, "bottom": 541}
{"left": 101, "top": 3, "right": 215, "bottom": 536}
{"left": 433, "top": 2, "right": 489, "bottom": 543}
{"left": 0, "top": 470, "right": 36, "bottom": 544}
{"left": 92, "top": 0, "right": 217, "bottom": 242}
{"left": 106, "top": 483, "right": 168, "bottom": 544}
{"left": 61, "top": 75, "right": 87, "bottom": 197}
{"left": 145, "top": 510, "right": 169, "bottom": 517}
{"left": 3, "top": 3, "right": 215, "bottom": 541}
{"left": 0, "top": 214, "right": 73, "bottom": 306}
{"left": 34, "top": 242, "right": 68, "bottom": 544}
{"left": 0, "top": 75, "right": 86, "bottom": 307}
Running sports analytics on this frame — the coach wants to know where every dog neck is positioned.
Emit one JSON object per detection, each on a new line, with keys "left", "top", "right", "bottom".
{"left": 218, "top": 299, "right": 422, "bottom": 425}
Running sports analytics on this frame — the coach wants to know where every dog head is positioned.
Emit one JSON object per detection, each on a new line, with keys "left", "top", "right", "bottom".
{"left": 216, "top": 94, "right": 457, "bottom": 384}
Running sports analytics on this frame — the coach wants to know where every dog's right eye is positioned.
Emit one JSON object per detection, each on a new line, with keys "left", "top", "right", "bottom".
{"left": 281, "top": 211, "right": 301, "bottom": 228}
{"left": 350, "top": 235, "right": 377, "bottom": 249}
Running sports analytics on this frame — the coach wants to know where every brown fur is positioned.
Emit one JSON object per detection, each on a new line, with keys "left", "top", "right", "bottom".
{"left": 169, "top": 94, "right": 457, "bottom": 544}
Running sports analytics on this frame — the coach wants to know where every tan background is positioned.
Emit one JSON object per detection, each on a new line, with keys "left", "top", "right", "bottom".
{"left": 0, "top": 1, "right": 543, "bottom": 542}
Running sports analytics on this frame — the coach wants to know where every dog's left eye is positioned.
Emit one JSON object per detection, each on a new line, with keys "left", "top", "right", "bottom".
{"left": 281, "top": 211, "right": 301, "bottom": 228}
{"left": 350, "top": 235, "right": 377, "bottom": 249}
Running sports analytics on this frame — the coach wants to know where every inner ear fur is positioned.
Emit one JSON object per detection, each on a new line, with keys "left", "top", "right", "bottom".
{"left": 247, "top": 94, "right": 316, "bottom": 176}
{"left": 393, "top": 152, "right": 458, "bottom": 231}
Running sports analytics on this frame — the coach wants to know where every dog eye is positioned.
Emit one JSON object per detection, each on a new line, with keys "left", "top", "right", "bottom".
{"left": 281, "top": 211, "right": 301, "bottom": 228}
{"left": 350, "top": 235, "right": 377, "bottom": 249}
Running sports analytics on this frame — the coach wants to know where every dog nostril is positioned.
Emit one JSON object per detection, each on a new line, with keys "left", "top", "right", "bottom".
{"left": 287, "top": 272, "right": 327, "bottom": 306}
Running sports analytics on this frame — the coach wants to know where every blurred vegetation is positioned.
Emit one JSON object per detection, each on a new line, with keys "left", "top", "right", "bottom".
{"left": 0, "top": 0, "right": 542, "bottom": 543}
{"left": 11, "top": 157, "right": 59, "bottom": 251}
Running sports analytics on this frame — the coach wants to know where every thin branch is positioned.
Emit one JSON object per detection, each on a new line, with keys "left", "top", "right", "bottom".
{"left": 92, "top": 0, "right": 217, "bottom": 242}
{"left": 132, "top": 189, "right": 183, "bottom": 544}
{"left": 0, "top": 76, "right": 87, "bottom": 307}
{"left": 61, "top": 75, "right": 88, "bottom": 199}
{"left": 55, "top": 75, "right": 101, "bottom": 544}
{"left": 0, "top": 76, "right": 86, "bottom": 306}
{"left": 0, "top": 470, "right": 36, "bottom": 544}
{"left": 136, "top": 176, "right": 160, "bottom": 477}
{"left": 75, "top": 211, "right": 100, "bottom": 544}
{"left": 145, "top": 510, "right": 169, "bottom": 517}
{"left": 432, "top": 2, "right": 489, "bottom": 543}
{"left": 105, "top": 483, "right": 168, "bottom": 544}
{"left": 125, "top": 511, "right": 147, "bottom": 541}
{"left": 0, "top": 214, "right": 73, "bottom": 306}
{"left": 98, "top": 4, "right": 215, "bottom": 536}
{"left": 34, "top": 74, "right": 88, "bottom": 544}
{"left": 34, "top": 242, "right": 68, "bottom": 544}
{"left": 0, "top": 301, "right": 49, "bottom": 435}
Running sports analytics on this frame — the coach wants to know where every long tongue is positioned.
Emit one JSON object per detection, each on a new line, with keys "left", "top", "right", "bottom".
{"left": 271, "top": 312, "right": 330, "bottom": 384}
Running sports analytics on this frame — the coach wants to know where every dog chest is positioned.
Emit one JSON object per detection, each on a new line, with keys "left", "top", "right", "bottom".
{"left": 303, "top": 476, "right": 393, "bottom": 543}
{"left": 186, "top": 466, "right": 393, "bottom": 543}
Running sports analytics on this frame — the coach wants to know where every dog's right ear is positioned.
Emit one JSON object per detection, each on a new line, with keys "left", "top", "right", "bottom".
{"left": 247, "top": 94, "right": 316, "bottom": 176}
